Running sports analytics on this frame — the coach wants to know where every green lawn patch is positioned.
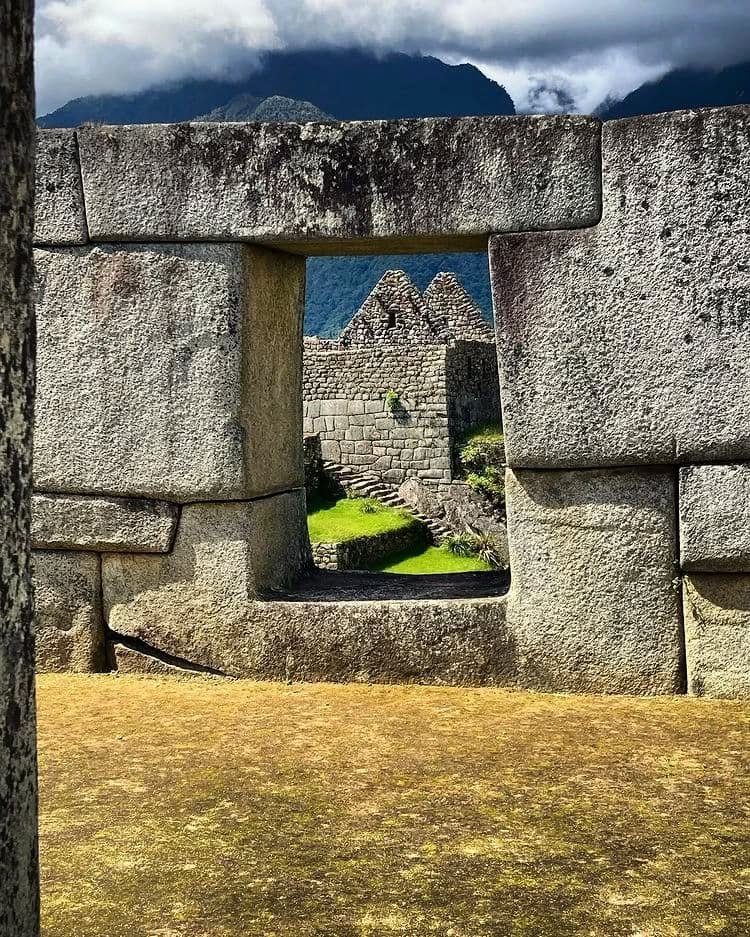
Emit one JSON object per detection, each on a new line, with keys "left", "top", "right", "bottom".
{"left": 376, "top": 543, "right": 493, "bottom": 574}
{"left": 307, "top": 496, "right": 416, "bottom": 544}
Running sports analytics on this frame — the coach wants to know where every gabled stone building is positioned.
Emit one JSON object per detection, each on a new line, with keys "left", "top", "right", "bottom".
{"left": 303, "top": 270, "right": 501, "bottom": 483}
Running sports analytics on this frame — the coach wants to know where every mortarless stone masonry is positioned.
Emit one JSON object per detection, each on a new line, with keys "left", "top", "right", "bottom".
{"left": 29, "top": 107, "right": 750, "bottom": 698}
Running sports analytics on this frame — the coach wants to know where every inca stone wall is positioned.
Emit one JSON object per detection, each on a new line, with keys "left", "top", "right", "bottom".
{"left": 304, "top": 268, "right": 500, "bottom": 483}
{"left": 303, "top": 342, "right": 454, "bottom": 482}
{"left": 31, "top": 109, "right": 750, "bottom": 699}
{"left": 0, "top": 0, "right": 39, "bottom": 932}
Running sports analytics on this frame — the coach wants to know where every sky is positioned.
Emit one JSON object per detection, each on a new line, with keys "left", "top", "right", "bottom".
{"left": 35, "top": 0, "right": 750, "bottom": 115}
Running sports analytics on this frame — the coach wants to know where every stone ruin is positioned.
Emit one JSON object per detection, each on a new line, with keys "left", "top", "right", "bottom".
{"left": 303, "top": 269, "right": 499, "bottom": 484}
{"left": 26, "top": 107, "right": 750, "bottom": 701}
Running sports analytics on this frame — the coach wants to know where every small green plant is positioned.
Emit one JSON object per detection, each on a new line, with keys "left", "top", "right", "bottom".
{"left": 384, "top": 389, "right": 401, "bottom": 413}
{"left": 458, "top": 422, "right": 506, "bottom": 508}
{"left": 443, "top": 533, "right": 477, "bottom": 557}
{"left": 358, "top": 497, "right": 381, "bottom": 514}
{"left": 443, "top": 531, "right": 504, "bottom": 569}
{"left": 466, "top": 466, "right": 505, "bottom": 504}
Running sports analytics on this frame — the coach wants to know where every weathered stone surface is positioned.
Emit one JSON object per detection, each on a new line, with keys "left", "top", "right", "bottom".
{"left": 491, "top": 107, "right": 750, "bottom": 468}
{"left": 504, "top": 467, "right": 683, "bottom": 694}
{"left": 109, "top": 642, "right": 225, "bottom": 677}
{"left": 104, "top": 492, "right": 311, "bottom": 641}
{"left": 0, "top": 0, "right": 39, "bottom": 929}
{"left": 34, "top": 243, "right": 305, "bottom": 501}
{"left": 683, "top": 575, "right": 750, "bottom": 698}
{"left": 110, "top": 594, "right": 511, "bottom": 684}
{"left": 77, "top": 116, "right": 601, "bottom": 251}
{"left": 33, "top": 551, "right": 104, "bottom": 673}
{"left": 35, "top": 130, "right": 88, "bottom": 245}
{"left": 679, "top": 464, "right": 750, "bottom": 572}
{"left": 32, "top": 493, "right": 178, "bottom": 553}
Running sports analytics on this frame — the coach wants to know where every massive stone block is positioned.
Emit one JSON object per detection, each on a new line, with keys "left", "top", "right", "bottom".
{"left": 76, "top": 116, "right": 601, "bottom": 251}
{"left": 34, "top": 130, "right": 88, "bottom": 245}
{"left": 32, "top": 493, "right": 178, "bottom": 553}
{"left": 34, "top": 243, "right": 305, "bottom": 501}
{"left": 103, "top": 492, "right": 311, "bottom": 644}
{"left": 679, "top": 464, "right": 750, "bottom": 572}
{"left": 504, "top": 467, "right": 683, "bottom": 694}
{"left": 0, "top": 0, "right": 39, "bottom": 930}
{"left": 34, "top": 550, "right": 104, "bottom": 673}
{"left": 683, "top": 575, "right": 750, "bottom": 698}
{"left": 491, "top": 107, "right": 750, "bottom": 468}
{"left": 109, "top": 596, "right": 511, "bottom": 684}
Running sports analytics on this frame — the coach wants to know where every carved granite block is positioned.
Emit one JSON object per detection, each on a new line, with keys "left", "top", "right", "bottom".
{"left": 35, "top": 243, "right": 305, "bottom": 501}
{"left": 491, "top": 107, "right": 750, "bottom": 468}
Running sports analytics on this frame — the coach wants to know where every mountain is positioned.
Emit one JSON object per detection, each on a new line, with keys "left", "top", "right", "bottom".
{"left": 601, "top": 60, "right": 750, "bottom": 119}
{"left": 38, "top": 48, "right": 515, "bottom": 127}
{"left": 198, "top": 94, "right": 333, "bottom": 123}
{"left": 306, "top": 254, "right": 493, "bottom": 338}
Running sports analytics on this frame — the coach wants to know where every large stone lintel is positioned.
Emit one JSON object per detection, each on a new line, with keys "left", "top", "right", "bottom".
{"left": 32, "top": 493, "right": 178, "bottom": 553}
{"left": 76, "top": 116, "right": 601, "bottom": 248}
{"left": 503, "top": 466, "right": 684, "bottom": 694}
{"left": 683, "top": 574, "right": 750, "bottom": 698}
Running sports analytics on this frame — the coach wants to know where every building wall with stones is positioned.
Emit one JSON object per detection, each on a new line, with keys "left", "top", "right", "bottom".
{"left": 303, "top": 269, "right": 499, "bottom": 482}
{"left": 303, "top": 342, "right": 454, "bottom": 483}
{"left": 30, "top": 108, "right": 750, "bottom": 700}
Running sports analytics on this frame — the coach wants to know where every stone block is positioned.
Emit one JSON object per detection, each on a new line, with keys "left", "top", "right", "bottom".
{"left": 504, "top": 467, "right": 683, "bottom": 694}
{"left": 77, "top": 116, "right": 601, "bottom": 252}
{"left": 34, "top": 243, "right": 305, "bottom": 501}
{"left": 34, "top": 551, "right": 104, "bottom": 672}
{"left": 679, "top": 464, "right": 750, "bottom": 572}
{"left": 104, "top": 492, "right": 311, "bottom": 643}
{"left": 491, "top": 107, "right": 750, "bottom": 468}
{"left": 35, "top": 129, "right": 88, "bottom": 245}
{"left": 683, "top": 575, "right": 750, "bottom": 697}
{"left": 32, "top": 493, "right": 177, "bottom": 553}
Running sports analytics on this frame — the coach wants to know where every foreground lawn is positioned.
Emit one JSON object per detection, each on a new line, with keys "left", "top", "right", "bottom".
{"left": 376, "top": 543, "right": 493, "bottom": 574}
{"left": 37, "top": 676, "right": 750, "bottom": 937}
{"left": 307, "top": 496, "right": 416, "bottom": 543}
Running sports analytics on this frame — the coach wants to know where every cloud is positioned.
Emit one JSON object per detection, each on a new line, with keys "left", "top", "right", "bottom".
{"left": 35, "top": 0, "right": 750, "bottom": 114}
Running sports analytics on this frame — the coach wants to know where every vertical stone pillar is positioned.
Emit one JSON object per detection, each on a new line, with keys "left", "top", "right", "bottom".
{"left": 0, "top": 0, "right": 40, "bottom": 934}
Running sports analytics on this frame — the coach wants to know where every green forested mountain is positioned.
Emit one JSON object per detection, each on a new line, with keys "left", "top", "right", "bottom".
{"left": 305, "top": 254, "right": 492, "bottom": 337}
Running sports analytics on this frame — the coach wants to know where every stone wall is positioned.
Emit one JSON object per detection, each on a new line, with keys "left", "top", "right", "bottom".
{"left": 303, "top": 342, "right": 453, "bottom": 483}
{"left": 0, "top": 0, "right": 39, "bottom": 932}
{"left": 32, "top": 108, "right": 750, "bottom": 698}
{"left": 312, "top": 520, "right": 427, "bottom": 570}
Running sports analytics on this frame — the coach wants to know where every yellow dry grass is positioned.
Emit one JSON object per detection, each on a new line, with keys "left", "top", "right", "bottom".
{"left": 37, "top": 675, "right": 750, "bottom": 937}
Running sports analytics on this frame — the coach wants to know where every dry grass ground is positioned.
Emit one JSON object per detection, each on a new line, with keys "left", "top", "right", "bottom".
{"left": 37, "top": 675, "right": 750, "bottom": 937}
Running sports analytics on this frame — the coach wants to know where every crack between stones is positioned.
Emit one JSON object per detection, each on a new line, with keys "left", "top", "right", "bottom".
{"left": 107, "top": 630, "right": 229, "bottom": 677}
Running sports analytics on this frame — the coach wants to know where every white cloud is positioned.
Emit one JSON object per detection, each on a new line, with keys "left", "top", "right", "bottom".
{"left": 35, "top": 0, "right": 750, "bottom": 114}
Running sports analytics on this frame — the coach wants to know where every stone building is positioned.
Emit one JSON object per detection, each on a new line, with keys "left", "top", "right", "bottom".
{"left": 303, "top": 270, "right": 500, "bottom": 483}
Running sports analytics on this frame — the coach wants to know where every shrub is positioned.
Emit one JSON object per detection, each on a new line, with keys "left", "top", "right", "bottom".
{"left": 384, "top": 389, "right": 401, "bottom": 413}
{"left": 443, "top": 533, "right": 477, "bottom": 557}
{"left": 458, "top": 422, "right": 506, "bottom": 508}
{"left": 444, "top": 531, "right": 504, "bottom": 569}
{"left": 358, "top": 497, "right": 381, "bottom": 514}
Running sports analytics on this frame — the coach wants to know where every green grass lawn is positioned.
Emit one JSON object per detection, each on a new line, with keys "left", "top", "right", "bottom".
{"left": 376, "top": 543, "right": 493, "bottom": 574}
{"left": 307, "top": 496, "right": 416, "bottom": 544}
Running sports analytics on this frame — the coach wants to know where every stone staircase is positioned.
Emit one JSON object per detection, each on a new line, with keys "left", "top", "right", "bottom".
{"left": 322, "top": 460, "right": 452, "bottom": 544}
